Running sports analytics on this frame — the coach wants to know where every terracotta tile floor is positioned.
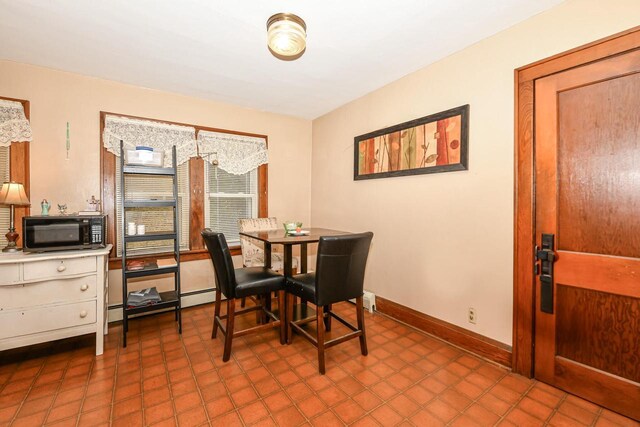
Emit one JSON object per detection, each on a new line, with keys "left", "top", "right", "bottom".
{"left": 1, "top": 302, "right": 638, "bottom": 426}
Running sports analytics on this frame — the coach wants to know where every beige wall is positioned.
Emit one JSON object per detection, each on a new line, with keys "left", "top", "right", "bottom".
{"left": 311, "top": 0, "right": 640, "bottom": 345}
{"left": 0, "top": 61, "right": 312, "bottom": 304}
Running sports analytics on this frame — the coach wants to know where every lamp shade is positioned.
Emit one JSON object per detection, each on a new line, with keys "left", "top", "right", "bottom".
{"left": 0, "top": 182, "right": 30, "bottom": 206}
{"left": 267, "top": 13, "right": 306, "bottom": 61}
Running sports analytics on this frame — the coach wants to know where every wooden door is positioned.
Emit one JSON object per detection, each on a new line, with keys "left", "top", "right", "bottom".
{"left": 534, "top": 48, "right": 640, "bottom": 419}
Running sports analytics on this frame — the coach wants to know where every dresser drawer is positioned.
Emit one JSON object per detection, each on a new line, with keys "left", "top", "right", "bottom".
{"left": 0, "top": 264, "right": 20, "bottom": 285}
{"left": 0, "top": 275, "right": 97, "bottom": 311}
{"left": 23, "top": 257, "right": 96, "bottom": 281}
{"left": 0, "top": 301, "right": 96, "bottom": 339}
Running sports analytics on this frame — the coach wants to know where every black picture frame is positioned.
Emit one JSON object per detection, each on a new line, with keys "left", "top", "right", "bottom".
{"left": 354, "top": 104, "right": 469, "bottom": 180}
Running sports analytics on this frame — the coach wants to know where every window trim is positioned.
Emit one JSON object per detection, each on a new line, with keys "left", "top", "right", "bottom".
{"left": 0, "top": 96, "right": 31, "bottom": 241}
{"left": 100, "top": 111, "right": 268, "bottom": 269}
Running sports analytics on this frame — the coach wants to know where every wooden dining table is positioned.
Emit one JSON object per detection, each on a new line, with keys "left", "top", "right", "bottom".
{"left": 238, "top": 227, "right": 350, "bottom": 277}
{"left": 238, "top": 227, "right": 350, "bottom": 333}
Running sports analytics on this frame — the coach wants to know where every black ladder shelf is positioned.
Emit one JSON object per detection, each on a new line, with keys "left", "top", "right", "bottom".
{"left": 119, "top": 141, "right": 182, "bottom": 347}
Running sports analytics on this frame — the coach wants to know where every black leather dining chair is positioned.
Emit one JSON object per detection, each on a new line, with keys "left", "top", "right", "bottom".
{"left": 285, "top": 231, "right": 373, "bottom": 374}
{"left": 202, "top": 229, "right": 286, "bottom": 362}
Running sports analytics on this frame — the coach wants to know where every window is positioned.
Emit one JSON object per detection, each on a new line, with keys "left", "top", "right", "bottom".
{"left": 205, "top": 163, "right": 258, "bottom": 245}
{"left": 100, "top": 111, "right": 268, "bottom": 263}
{"left": 115, "top": 161, "right": 190, "bottom": 257}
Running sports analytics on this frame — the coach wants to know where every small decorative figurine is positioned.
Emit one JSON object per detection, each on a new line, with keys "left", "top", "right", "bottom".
{"left": 41, "top": 199, "right": 50, "bottom": 216}
{"left": 57, "top": 204, "right": 67, "bottom": 216}
{"left": 86, "top": 195, "right": 101, "bottom": 212}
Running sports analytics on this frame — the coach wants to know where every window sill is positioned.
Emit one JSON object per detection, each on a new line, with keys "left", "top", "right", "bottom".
{"left": 108, "top": 246, "right": 241, "bottom": 270}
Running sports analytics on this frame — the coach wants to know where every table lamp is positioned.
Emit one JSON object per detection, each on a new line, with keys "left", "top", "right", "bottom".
{"left": 0, "top": 182, "right": 30, "bottom": 252}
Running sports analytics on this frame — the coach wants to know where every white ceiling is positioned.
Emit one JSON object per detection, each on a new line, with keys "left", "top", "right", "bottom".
{"left": 0, "top": 0, "right": 563, "bottom": 119}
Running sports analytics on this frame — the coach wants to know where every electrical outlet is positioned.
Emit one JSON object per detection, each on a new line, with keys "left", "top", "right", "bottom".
{"left": 468, "top": 307, "right": 477, "bottom": 324}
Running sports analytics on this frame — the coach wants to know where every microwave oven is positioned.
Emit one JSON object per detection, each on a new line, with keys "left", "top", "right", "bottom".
{"left": 22, "top": 215, "right": 106, "bottom": 252}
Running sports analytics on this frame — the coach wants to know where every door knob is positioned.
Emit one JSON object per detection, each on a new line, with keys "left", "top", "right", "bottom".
{"left": 57, "top": 264, "right": 66, "bottom": 272}
{"left": 79, "top": 310, "right": 88, "bottom": 318}
{"left": 80, "top": 284, "right": 89, "bottom": 291}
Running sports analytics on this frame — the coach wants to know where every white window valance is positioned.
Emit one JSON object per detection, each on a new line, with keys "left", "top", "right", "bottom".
{"left": 197, "top": 130, "right": 268, "bottom": 175}
{"left": 102, "top": 115, "right": 197, "bottom": 166}
{"left": 0, "top": 100, "right": 33, "bottom": 146}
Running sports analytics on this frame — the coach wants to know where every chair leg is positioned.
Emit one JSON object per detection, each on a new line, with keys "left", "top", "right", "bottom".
{"left": 323, "top": 305, "right": 332, "bottom": 331}
{"left": 255, "top": 295, "right": 263, "bottom": 324}
{"left": 286, "top": 293, "right": 294, "bottom": 344}
{"left": 222, "top": 298, "right": 236, "bottom": 362}
{"left": 211, "top": 289, "right": 221, "bottom": 339}
{"left": 278, "top": 290, "right": 286, "bottom": 345}
{"left": 241, "top": 297, "right": 246, "bottom": 308}
{"left": 356, "top": 296, "right": 368, "bottom": 356}
{"left": 265, "top": 292, "right": 273, "bottom": 323}
{"left": 316, "top": 304, "right": 326, "bottom": 374}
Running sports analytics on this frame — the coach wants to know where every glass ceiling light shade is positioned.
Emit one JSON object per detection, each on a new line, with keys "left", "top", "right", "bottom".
{"left": 267, "top": 13, "right": 307, "bottom": 61}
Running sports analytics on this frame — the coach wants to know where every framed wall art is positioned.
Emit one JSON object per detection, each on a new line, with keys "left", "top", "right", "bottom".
{"left": 354, "top": 104, "right": 469, "bottom": 180}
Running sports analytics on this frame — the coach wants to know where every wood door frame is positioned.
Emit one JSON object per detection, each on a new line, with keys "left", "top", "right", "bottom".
{"left": 513, "top": 26, "right": 640, "bottom": 377}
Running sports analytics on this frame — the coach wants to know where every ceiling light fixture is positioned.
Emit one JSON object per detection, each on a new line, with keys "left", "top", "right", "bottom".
{"left": 266, "top": 13, "right": 307, "bottom": 61}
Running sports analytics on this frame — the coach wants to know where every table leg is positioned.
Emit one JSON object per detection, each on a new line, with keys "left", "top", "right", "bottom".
{"left": 284, "top": 245, "right": 293, "bottom": 277}
{"left": 301, "top": 243, "right": 308, "bottom": 273}
{"left": 264, "top": 243, "right": 272, "bottom": 269}
{"left": 256, "top": 294, "right": 264, "bottom": 324}
{"left": 283, "top": 244, "right": 293, "bottom": 341}
{"left": 264, "top": 293, "right": 272, "bottom": 323}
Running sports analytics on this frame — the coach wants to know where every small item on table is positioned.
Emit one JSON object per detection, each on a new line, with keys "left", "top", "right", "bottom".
{"left": 41, "top": 199, "right": 50, "bottom": 216}
{"left": 283, "top": 221, "right": 303, "bottom": 234}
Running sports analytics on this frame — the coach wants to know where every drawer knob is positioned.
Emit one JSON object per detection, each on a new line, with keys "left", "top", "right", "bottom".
{"left": 57, "top": 265, "right": 66, "bottom": 272}
{"left": 80, "top": 284, "right": 89, "bottom": 291}
{"left": 80, "top": 310, "right": 88, "bottom": 318}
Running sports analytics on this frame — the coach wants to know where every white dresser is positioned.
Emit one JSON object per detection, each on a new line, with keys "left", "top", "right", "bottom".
{"left": 0, "top": 245, "right": 111, "bottom": 355}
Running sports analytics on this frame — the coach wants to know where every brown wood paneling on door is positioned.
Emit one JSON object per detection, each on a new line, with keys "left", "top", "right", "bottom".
{"left": 558, "top": 73, "right": 640, "bottom": 258}
{"left": 556, "top": 284, "right": 640, "bottom": 382}
{"left": 534, "top": 48, "right": 640, "bottom": 420}
{"left": 514, "top": 26, "right": 640, "bottom": 380}
{"left": 554, "top": 251, "right": 640, "bottom": 298}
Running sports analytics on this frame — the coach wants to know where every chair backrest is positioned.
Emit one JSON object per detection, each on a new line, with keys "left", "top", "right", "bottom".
{"left": 238, "top": 217, "right": 279, "bottom": 266}
{"left": 315, "top": 232, "right": 374, "bottom": 307}
{"left": 201, "top": 229, "right": 237, "bottom": 299}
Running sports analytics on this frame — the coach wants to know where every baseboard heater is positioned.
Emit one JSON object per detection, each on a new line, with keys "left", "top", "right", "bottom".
{"left": 351, "top": 290, "right": 376, "bottom": 313}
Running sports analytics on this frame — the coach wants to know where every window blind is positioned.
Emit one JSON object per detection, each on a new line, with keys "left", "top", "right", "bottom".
{"left": 0, "top": 146, "right": 9, "bottom": 247}
{"left": 205, "top": 163, "right": 257, "bottom": 245}
{"left": 115, "top": 161, "right": 190, "bottom": 256}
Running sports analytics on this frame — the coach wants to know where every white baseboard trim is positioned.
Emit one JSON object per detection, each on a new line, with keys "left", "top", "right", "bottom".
{"left": 108, "top": 288, "right": 215, "bottom": 323}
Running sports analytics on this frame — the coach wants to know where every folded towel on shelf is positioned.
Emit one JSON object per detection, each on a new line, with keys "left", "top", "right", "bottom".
{"left": 127, "top": 287, "right": 162, "bottom": 307}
